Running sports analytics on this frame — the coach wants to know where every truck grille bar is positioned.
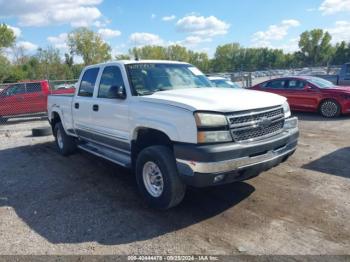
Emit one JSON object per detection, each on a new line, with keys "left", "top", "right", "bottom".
{"left": 228, "top": 106, "right": 285, "bottom": 142}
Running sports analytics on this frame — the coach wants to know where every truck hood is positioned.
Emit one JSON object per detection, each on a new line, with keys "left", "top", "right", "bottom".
{"left": 139, "top": 88, "right": 286, "bottom": 112}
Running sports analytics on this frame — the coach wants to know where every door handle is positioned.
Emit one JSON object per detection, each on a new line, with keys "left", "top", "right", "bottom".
{"left": 93, "top": 104, "right": 99, "bottom": 111}
{"left": 74, "top": 103, "right": 79, "bottom": 109}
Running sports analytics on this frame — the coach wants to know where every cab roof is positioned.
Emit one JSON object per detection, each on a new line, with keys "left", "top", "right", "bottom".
{"left": 84, "top": 60, "right": 190, "bottom": 69}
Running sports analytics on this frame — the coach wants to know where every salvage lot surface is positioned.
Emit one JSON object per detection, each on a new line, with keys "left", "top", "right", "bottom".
{"left": 0, "top": 114, "right": 349, "bottom": 255}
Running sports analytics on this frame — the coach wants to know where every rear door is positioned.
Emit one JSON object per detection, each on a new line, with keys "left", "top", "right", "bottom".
{"left": 24, "top": 82, "right": 46, "bottom": 113}
{"left": 73, "top": 67, "right": 100, "bottom": 138}
{"left": 88, "top": 65, "right": 130, "bottom": 151}
{"left": 0, "top": 84, "right": 26, "bottom": 116}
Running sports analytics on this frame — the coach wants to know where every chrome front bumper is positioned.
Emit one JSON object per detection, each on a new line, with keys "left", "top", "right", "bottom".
{"left": 175, "top": 117, "right": 299, "bottom": 178}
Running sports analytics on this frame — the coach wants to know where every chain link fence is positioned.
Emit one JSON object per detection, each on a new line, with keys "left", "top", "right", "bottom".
{"left": 0, "top": 79, "right": 77, "bottom": 127}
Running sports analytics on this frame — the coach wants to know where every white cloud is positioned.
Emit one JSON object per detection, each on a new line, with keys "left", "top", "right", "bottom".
{"left": 151, "top": 14, "right": 157, "bottom": 19}
{"left": 176, "top": 36, "right": 212, "bottom": 47}
{"left": 17, "top": 41, "right": 38, "bottom": 52}
{"left": 162, "top": 15, "right": 176, "bottom": 22}
{"left": 129, "top": 32, "right": 164, "bottom": 46}
{"left": 98, "top": 28, "right": 121, "bottom": 39}
{"left": 0, "top": 0, "right": 103, "bottom": 27}
{"left": 252, "top": 19, "right": 301, "bottom": 47}
{"left": 47, "top": 33, "right": 69, "bottom": 51}
{"left": 327, "top": 21, "right": 350, "bottom": 43}
{"left": 176, "top": 15, "right": 230, "bottom": 37}
{"left": 7, "top": 25, "right": 21, "bottom": 37}
{"left": 319, "top": 0, "right": 350, "bottom": 15}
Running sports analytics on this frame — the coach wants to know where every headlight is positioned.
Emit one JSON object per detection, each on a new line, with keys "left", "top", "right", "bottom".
{"left": 197, "top": 131, "right": 232, "bottom": 143}
{"left": 194, "top": 112, "right": 231, "bottom": 143}
{"left": 282, "top": 101, "right": 291, "bottom": 118}
{"left": 194, "top": 113, "right": 228, "bottom": 127}
{"left": 284, "top": 117, "right": 298, "bottom": 129}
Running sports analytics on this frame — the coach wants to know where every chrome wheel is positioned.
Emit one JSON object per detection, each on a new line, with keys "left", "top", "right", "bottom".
{"left": 142, "top": 161, "right": 164, "bottom": 198}
{"left": 56, "top": 128, "right": 64, "bottom": 149}
{"left": 320, "top": 101, "right": 339, "bottom": 118}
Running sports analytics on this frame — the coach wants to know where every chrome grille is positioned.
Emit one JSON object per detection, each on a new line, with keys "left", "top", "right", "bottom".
{"left": 228, "top": 106, "right": 285, "bottom": 142}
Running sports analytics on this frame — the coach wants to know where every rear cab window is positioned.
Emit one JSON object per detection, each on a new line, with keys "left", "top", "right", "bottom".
{"left": 26, "top": 83, "right": 42, "bottom": 93}
{"left": 78, "top": 68, "right": 100, "bottom": 97}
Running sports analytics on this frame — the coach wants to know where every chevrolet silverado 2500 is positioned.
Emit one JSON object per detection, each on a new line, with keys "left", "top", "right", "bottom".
{"left": 48, "top": 60, "right": 299, "bottom": 209}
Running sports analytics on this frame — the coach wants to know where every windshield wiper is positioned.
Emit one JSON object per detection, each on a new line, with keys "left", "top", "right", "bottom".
{"left": 137, "top": 88, "right": 170, "bottom": 96}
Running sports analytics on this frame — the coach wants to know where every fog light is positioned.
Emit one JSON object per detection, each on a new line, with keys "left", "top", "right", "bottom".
{"left": 214, "top": 174, "right": 225, "bottom": 183}
{"left": 284, "top": 117, "right": 298, "bottom": 129}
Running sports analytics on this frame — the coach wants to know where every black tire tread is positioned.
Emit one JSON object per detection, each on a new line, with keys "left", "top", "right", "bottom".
{"left": 54, "top": 122, "right": 76, "bottom": 156}
{"left": 135, "top": 145, "right": 186, "bottom": 209}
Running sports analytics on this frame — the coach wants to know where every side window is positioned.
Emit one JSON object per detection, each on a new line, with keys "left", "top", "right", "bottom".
{"left": 26, "top": 83, "right": 42, "bottom": 93}
{"left": 5, "top": 84, "right": 26, "bottom": 96}
{"left": 287, "top": 80, "right": 305, "bottom": 89}
{"left": 98, "top": 66, "right": 125, "bottom": 99}
{"left": 78, "top": 68, "right": 100, "bottom": 97}
{"left": 264, "top": 80, "right": 286, "bottom": 89}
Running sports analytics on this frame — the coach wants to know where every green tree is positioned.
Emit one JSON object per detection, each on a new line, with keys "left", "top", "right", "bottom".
{"left": 0, "top": 23, "right": 16, "bottom": 50}
{"left": 332, "top": 41, "right": 350, "bottom": 65}
{"left": 115, "top": 54, "right": 131, "bottom": 60}
{"left": 68, "top": 27, "right": 111, "bottom": 65}
{"left": 298, "top": 29, "right": 333, "bottom": 66}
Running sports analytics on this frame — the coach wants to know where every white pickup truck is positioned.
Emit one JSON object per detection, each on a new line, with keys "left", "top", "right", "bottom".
{"left": 48, "top": 60, "right": 299, "bottom": 209}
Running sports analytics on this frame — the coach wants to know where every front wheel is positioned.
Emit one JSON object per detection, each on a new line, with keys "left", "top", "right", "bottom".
{"left": 135, "top": 145, "right": 186, "bottom": 209}
{"left": 54, "top": 122, "right": 77, "bottom": 156}
{"left": 319, "top": 99, "right": 341, "bottom": 118}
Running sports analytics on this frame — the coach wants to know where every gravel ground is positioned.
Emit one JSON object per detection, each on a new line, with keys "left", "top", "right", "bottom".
{"left": 0, "top": 113, "right": 349, "bottom": 255}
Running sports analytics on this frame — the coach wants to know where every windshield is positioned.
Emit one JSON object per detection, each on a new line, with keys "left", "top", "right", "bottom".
{"left": 308, "top": 77, "right": 334, "bottom": 88}
{"left": 126, "top": 63, "right": 212, "bottom": 96}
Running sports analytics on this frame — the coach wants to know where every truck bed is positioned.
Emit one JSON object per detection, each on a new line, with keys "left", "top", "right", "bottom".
{"left": 48, "top": 94, "right": 74, "bottom": 132}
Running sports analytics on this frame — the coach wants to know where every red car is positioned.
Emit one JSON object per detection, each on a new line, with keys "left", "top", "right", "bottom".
{"left": 250, "top": 76, "right": 350, "bottom": 118}
{"left": 0, "top": 80, "right": 75, "bottom": 122}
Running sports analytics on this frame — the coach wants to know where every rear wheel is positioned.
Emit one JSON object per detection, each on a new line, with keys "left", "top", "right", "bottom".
{"left": 54, "top": 122, "right": 77, "bottom": 156}
{"left": 319, "top": 99, "right": 341, "bottom": 118}
{"left": 135, "top": 145, "right": 186, "bottom": 209}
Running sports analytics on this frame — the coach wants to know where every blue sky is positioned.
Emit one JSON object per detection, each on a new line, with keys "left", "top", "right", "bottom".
{"left": 1, "top": 0, "right": 350, "bottom": 58}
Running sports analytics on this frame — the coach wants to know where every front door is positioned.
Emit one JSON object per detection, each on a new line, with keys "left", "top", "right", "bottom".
{"left": 284, "top": 79, "right": 320, "bottom": 111}
{"left": 89, "top": 65, "right": 130, "bottom": 151}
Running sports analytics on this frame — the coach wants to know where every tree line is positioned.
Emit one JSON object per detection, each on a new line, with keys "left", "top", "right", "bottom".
{"left": 1, "top": 24, "right": 350, "bottom": 83}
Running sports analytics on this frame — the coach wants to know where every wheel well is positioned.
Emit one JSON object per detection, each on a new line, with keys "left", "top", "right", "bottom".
{"left": 131, "top": 128, "right": 173, "bottom": 166}
{"left": 50, "top": 112, "right": 61, "bottom": 131}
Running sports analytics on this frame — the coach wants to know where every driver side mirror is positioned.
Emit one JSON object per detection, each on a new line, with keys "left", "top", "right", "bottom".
{"left": 108, "top": 85, "right": 126, "bottom": 99}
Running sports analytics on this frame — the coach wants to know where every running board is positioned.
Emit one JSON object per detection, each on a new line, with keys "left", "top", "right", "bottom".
{"left": 78, "top": 142, "right": 131, "bottom": 168}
